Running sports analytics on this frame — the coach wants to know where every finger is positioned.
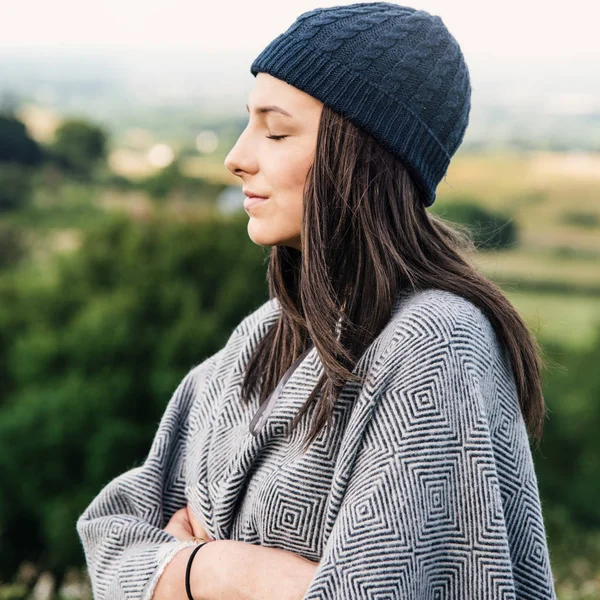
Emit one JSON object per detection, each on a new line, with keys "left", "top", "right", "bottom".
{"left": 187, "top": 505, "right": 212, "bottom": 540}
{"left": 164, "top": 522, "right": 186, "bottom": 539}
{"left": 176, "top": 509, "right": 194, "bottom": 535}
{"left": 186, "top": 505, "right": 203, "bottom": 535}
{"left": 164, "top": 508, "right": 192, "bottom": 536}
{"left": 164, "top": 519, "right": 198, "bottom": 542}
{"left": 174, "top": 507, "right": 188, "bottom": 520}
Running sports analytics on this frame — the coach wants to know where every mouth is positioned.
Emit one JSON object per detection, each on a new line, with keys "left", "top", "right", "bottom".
{"left": 243, "top": 195, "right": 269, "bottom": 211}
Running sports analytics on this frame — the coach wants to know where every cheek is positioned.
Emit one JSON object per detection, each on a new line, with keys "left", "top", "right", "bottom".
{"left": 278, "top": 168, "right": 308, "bottom": 225}
{"left": 270, "top": 146, "right": 314, "bottom": 211}
{"left": 268, "top": 138, "right": 314, "bottom": 185}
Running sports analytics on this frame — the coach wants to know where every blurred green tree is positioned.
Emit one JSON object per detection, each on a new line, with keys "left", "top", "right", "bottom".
{"left": 0, "top": 223, "right": 27, "bottom": 269}
{"left": 0, "top": 113, "right": 44, "bottom": 167}
{"left": 49, "top": 118, "right": 108, "bottom": 178}
{"left": 0, "top": 163, "right": 34, "bottom": 212}
{"left": 142, "top": 158, "right": 183, "bottom": 199}
{"left": 140, "top": 157, "right": 227, "bottom": 202}
{"left": 431, "top": 197, "right": 519, "bottom": 250}
{"left": 0, "top": 211, "right": 268, "bottom": 580}
{"left": 536, "top": 331, "right": 600, "bottom": 528}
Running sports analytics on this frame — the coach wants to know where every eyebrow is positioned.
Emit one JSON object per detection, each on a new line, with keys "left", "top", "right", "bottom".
{"left": 245, "top": 103, "right": 293, "bottom": 118}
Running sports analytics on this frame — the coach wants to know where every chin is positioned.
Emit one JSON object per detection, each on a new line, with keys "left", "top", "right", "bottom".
{"left": 246, "top": 221, "right": 279, "bottom": 248}
{"left": 246, "top": 221, "right": 301, "bottom": 250}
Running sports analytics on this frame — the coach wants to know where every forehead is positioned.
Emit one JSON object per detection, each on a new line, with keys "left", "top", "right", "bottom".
{"left": 249, "top": 73, "right": 323, "bottom": 115}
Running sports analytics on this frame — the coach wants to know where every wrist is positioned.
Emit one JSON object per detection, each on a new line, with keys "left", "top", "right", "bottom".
{"left": 152, "top": 545, "right": 196, "bottom": 600}
{"left": 188, "top": 539, "right": 220, "bottom": 600}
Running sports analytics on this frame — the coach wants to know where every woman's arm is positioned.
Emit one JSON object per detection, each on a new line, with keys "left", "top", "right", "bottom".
{"left": 154, "top": 506, "right": 318, "bottom": 600}
{"left": 76, "top": 355, "right": 224, "bottom": 600}
{"left": 151, "top": 545, "right": 198, "bottom": 599}
{"left": 153, "top": 540, "right": 319, "bottom": 600}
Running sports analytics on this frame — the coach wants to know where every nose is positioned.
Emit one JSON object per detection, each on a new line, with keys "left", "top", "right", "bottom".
{"left": 224, "top": 127, "right": 256, "bottom": 177}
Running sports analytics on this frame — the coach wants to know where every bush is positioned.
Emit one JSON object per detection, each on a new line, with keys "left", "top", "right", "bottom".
{"left": 49, "top": 118, "right": 108, "bottom": 178}
{"left": 535, "top": 329, "right": 600, "bottom": 529}
{"left": 0, "top": 164, "right": 34, "bottom": 212}
{"left": 560, "top": 210, "right": 600, "bottom": 229}
{"left": 432, "top": 197, "right": 519, "bottom": 250}
{"left": 0, "top": 114, "right": 43, "bottom": 167}
{"left": 0, "top": 224, "right": 27, "bottom": 269}
{"left": 139, "top": 159, "right": 226, "bottom": 202}
{"left": 0, "top": 211, "right": 268, "bottom": 579}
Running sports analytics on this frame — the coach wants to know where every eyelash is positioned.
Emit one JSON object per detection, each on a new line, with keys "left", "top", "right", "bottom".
{"left": 266, "top": 135, "right": 287, "bottom": 141}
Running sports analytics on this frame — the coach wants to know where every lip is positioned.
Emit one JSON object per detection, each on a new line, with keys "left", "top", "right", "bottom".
{"left": 244, "top": 196, "right": 269, "bottom": 210}
{"left": 243, "top": 191, "right": 269, "bottom": 210}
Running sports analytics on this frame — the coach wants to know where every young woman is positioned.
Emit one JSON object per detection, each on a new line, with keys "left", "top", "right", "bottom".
{"left": 77, "top": 3, "right": 557, "bottom": 599}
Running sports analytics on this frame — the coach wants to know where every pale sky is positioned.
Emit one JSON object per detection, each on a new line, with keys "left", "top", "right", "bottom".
{"left": 1, "top": 0, "right": 599, "bottom": 61}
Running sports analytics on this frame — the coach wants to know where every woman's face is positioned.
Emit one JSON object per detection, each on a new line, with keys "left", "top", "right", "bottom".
{"left": 224, "top": 73, "right": 323, "bottom": 251}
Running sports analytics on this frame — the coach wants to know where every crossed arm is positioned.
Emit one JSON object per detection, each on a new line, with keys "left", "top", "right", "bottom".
{"left": 76, "top": 355, "right": 319, "bottom": 600}
{"left": 151, "top": 506, "right": 319, "bottom": 600}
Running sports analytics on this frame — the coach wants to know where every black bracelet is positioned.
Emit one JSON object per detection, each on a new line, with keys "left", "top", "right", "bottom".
{"left": 185, "top": 542, "right": 209, "bottom": 600}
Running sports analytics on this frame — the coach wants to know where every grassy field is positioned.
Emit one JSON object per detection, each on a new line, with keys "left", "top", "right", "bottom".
{"left": 436, "top": 151, "right": 600, "bottom": 254}
{"left": 505, "top": 289, "right": 600, "bottom": 350}
{"left": 433, "top": 151, "right": 600, "bottom": 351}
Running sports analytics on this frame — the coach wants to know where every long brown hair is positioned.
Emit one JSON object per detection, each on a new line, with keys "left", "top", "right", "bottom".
{"left": 241, "top": 103, "right": 549, "bottom": 452}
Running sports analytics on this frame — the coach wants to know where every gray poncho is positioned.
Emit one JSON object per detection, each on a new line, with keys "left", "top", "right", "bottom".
{"left": 76, "top": 288, "right": 557, "bottom": 599}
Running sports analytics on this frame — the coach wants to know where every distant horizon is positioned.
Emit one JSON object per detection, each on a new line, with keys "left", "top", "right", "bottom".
{"left": 1, "top": 44, "right": 598, "bottom": 71}
{"left": 1, "top": 4, "right": 598, "bottom": 155}
{"left": 0, "top": 43, "right": 598, "bottom": 66}
{"left": 0, "top": 0, "right": 598, "bottom": 62}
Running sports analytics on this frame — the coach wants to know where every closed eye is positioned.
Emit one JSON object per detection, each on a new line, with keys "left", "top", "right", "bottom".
{"left": 266, "top": 135, "right": 288, "bottom": 141}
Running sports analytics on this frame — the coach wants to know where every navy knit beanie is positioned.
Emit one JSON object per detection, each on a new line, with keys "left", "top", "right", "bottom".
{"left": 250, "top": 2, "right": 471, "bottom": 208}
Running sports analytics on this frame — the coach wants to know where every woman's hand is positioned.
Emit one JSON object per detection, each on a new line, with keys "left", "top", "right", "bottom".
{"left": 159, "top": 506, "right": 318, "bottom": 600}
{"left": 152, "top": 506, "right": 216, "bottom": 599}
{"left": 163, "top": 505, "right": 214, "bottom": 543}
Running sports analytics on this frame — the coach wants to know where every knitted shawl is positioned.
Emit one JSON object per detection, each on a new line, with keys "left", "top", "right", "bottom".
{"left": 76, "top": 288, "right": 557, "bottom": 599}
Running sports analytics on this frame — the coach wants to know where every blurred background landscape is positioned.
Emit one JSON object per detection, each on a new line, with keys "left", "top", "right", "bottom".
{"left": 0, "top": 1, "right": 599, "bottom": 598}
